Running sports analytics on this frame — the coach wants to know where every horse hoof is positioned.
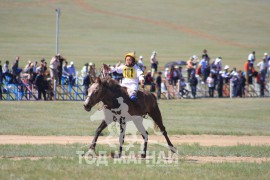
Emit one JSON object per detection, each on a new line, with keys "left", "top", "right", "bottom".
{"left": 140, "top": 154, "right": 146, "bottom": 158}
{"left": 170, "top": 146, "right": 178, "bottom": 154}
{"left": 111, "top": 152, "right": 121, "bottom": 158}
{"left": 84, "top": 149, "right": 96, "bottom": 157}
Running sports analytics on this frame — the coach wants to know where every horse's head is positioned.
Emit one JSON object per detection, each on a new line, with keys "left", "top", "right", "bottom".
{"left": 100, "top": 64, "right": 111, "bottom": 78}
{"left": 84, "top": 77, "right": 106, "bottom": 112}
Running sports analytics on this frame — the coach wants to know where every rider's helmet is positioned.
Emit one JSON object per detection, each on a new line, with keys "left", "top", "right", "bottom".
{"left": 125, "top": 52, "right": 136, "bottom": 67}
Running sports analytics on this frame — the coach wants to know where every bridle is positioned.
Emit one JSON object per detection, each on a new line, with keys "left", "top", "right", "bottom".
{"left": 85, "top": 86, "right": 107, "bottom": 110}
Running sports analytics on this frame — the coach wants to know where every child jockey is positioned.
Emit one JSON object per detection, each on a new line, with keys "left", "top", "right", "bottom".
{"left": 114, "top": 52, "right": 145, "bottom": 102}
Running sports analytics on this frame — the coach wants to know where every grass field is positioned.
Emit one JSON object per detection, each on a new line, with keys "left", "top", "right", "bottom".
{"left": 1, "top": 0, "right": 270, "bottom": 179}
{"left": 0, "top": 0, "right": 270, "bottom": 70}
{"left": 0, "top": 144, "right": 270, "bottom": 179}
{"left": 1, "top": 99, "right": 270, "bottom": 136}
{"left": 1, "top": 99, "right": 270, "bottom": 179}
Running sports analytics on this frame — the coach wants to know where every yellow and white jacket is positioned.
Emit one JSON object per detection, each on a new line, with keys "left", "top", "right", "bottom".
{"left": 114, "top": 64, "right": 144, "bottom": 91}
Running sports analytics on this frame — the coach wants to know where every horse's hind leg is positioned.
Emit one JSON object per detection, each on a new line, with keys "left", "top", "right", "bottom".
{"left": 133, "top": 116, "right": 148, "bottom": 158}
{"left": 89, "top": 120, "right": 107, "bottom": 150}
{"left": 117, "top": 117, "right": 126, "bottom": 158}
{"left": 149, "top": 107, "right": 177, "bottom": 153}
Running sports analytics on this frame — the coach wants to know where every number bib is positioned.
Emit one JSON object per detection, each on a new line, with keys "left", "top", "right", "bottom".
{"left": 123, "top": 66, "right": 136, "bottom": 79}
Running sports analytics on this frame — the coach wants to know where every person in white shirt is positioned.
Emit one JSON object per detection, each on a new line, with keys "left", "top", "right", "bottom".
{"left": 114, "top": 52, "right": 144, "bottom": 102}
{"left": 257, "top": 58, "right": 268, "bottom": 81}
{"left": 81, "top": 63, "right": 89, "bottom": 78}
{"left": 206, "top": 73, "right": 215, "bottom": 97}
{"left": 150, "top": 51, "right": 158, "bottom": 77}
{"left": 137, "top": 56, "right": 145, "bottom": 72}
{"left": 248, "top": 51, "right": 256, "bottom": 67}
{"left": 67, "top": 61, "right": 76, "bottom": 85}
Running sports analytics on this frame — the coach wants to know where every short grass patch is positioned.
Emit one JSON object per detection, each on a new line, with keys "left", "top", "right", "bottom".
{"left": 1, "top": 99, "right": 270, "bottom": 136}
{"left": 1, "top": 144, "right": 270, "bottom": 158}
{"left": 1, "top": 158, "right": 270, "bottom": 180}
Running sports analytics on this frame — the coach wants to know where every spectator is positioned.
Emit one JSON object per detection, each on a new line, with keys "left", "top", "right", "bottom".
{"left": 35, "top": 71, "right": 47, "bottom": 100}
{"left": 36, "top": 63, "right": 45, "bottom": 74}
{"left": 57, "top": 54, "right": 66, "bottom": 85}
{"left": 83, "top": 71, "right": 91, "bottom": 95}
{"left": 81, "top": 63, "right": 89, "bottom": 78}
{"left": 214, "top": 57, "right": 222, "bottom": 72}
{"left": 202, "top": 49, "right": 210, "bottom": 63}
{"left": 50, "top": 55, "right": 60, "bottom": 84}
{"left": 33, "top": 61, "right": 38, "bottom": 73}
{"left": 144, "top": 70, "right": 153, "bottom": 85}
{"left": 176, "top": 66, "right": 183, "bottom": 80}
{"left": 88, "top": 62, "right": 97, "bottom": 84}
{"left": 164, "top": 67, "right": 170, "bottom": 82}
{"left": 237, "top": 71, "right": 246, "bottom": 97}
{"left": 156, "top": 72, "right": 162, "bottom": 99}
{"left": 210, "top": 62, "right": 218, "bottom": 86}
{"left": 263, "top": 53, "right": 268, "bottom": 61}
{"left": 231, "top": 72, "right": 239, "bottom": 97}
{"left": 257, "top": 58, "right": 267, "bottom": 81}
{"left": 186, "top": 55, "right": 197, "bottom": 79}
{"left": 259, "top": 72, "right": 265, "bottom": 97}
{"left": 170, "top": 66, "right": 178, "bottom": 86}
{"left": 111, "top": 64, "right": 123, "bottom": 82}
{"left": 179, "top": 77, "right": 189, "bottom": 98}
{"left": 217, "top": 71, "right": 224, "bottom": 98}
{"left": 62, "top": 61, "right": 71, "bottom": 85}
{"left": 11, "top": 56, "right": 22, "bottom": 83}
{"left": 248, "top": 51, "right": 256, "bottom": 67}
{"left": 41, "top": 58, "right": 47, "bottom": 72}
{"left": 150, "top": 51, "right": 158, "bottom": 77}
{"left": 199, "top": 54, "right": 208, "bottom": 82}
{"left": 0, "top": 61, "right": 2, "bottom": 100}
{"left": 138, "top": 56, "right": 145, "bottom": 72}
{"left": 206, "top": 73, "right": 215, "bottom": 97}
{"left": 68, "top": 61, "right": 76, "bottom": 85}
{"left": 247, "top": 65, "right": 254, "bottom": 85}
{"left": 268, "top": 54, "right": 270, "bottom": 79}
{"left": 222, "top": 65, "right": 231, "bottom": 84}
{"left": 2, "top": 60, "right": 13, "bottom": 83}
{"left": 263, "top": 52, "right": 269, "bottom": 78}
{"left": 24, "top": 60, "right": 32, "bottom": 73}
{"left": 189, "top": 72, "right": 198, "bottom": 99}
{"left": 244, "top": 59, "right": 250, "bottom": 85}
{"left": 24, "top": 61, "right": 34, "bottom": 81}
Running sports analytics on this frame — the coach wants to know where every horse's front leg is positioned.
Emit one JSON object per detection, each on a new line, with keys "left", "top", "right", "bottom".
{"left": 89, "top": 120, "right": 107, "bottom": 151}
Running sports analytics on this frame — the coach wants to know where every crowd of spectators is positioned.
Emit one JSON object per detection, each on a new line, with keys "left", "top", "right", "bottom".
{"left": 1, "top": 49, "right": 270, "bottom": 100}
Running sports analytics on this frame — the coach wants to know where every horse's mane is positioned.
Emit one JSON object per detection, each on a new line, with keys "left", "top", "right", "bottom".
{"left": 101, "top": 77, "right": 123, "bottom": 95}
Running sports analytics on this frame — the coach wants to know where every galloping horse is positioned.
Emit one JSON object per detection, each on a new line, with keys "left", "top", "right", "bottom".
{"left": 83, "top": 77, "right": 176, "bottom": 157}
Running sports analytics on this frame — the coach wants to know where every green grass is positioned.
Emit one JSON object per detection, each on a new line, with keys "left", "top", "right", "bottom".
{"left": 1, "top": 158, "right": 270, "bottom": 180}
{"left": 1, "top": 143, "right": 270, "bottom": 179}
{"left": 0, "top": 0, "right": 270, "bottom": 70}
{"left": 1, "top": 99, "right": 270, "bottom": 136}
{"left": 1, "top": 1, "right": 270, "bottom": 179}
{"left": 1, "top": 144, "right": 270, "bottom": 158}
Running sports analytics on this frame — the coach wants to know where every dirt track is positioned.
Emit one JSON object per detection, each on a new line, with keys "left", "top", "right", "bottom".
{"left": 1, "top": 135, "right": 270, "bottom": 146}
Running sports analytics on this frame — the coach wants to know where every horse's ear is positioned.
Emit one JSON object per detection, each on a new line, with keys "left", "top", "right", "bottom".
{"left": 96, "top": 77, "right": 101, "bottom": 85}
